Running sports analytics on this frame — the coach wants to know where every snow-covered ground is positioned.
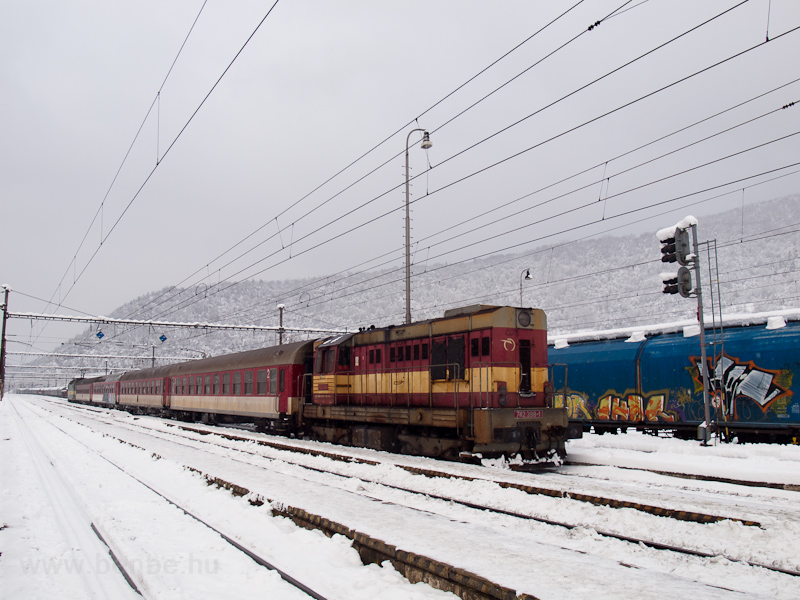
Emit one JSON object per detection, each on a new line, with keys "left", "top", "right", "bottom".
{"left": 2, "top": 393, "right": 800, "bottom": 599}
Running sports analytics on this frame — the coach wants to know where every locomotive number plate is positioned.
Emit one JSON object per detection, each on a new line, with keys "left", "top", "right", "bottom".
{"left": 514, "top": 409, "right": 543, "bottom": 419}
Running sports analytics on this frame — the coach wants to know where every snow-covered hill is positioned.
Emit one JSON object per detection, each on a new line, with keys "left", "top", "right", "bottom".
{"left": 23, "top": 194, "right": 800, "bottom": 382}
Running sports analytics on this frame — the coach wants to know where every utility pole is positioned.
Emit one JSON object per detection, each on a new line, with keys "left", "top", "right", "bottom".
{"left": 0, "top": 285, "right": 9, "bottom": 399}
{"left": 277, "top": 304, "right": 285, "bottom": 345}
{"left": 690, "top": 224, "right": 712, "bottom": 445}
{"left": 404, "top": 129, "right": 432, "bottom": 324}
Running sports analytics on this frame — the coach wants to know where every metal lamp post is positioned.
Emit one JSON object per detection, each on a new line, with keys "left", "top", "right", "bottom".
{"left": 405, "top": 129, "right": 432, "bottom": 325}
{"left": 519, "top": 268, "right": 532, "bottom": 306}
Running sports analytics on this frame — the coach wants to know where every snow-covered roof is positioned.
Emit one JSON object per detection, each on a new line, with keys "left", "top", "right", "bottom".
{"left": 548, "top": 308, "right": 800, "bottom": 346}
{"left": 656, "top": 215, "right": 698, "bottom": 241}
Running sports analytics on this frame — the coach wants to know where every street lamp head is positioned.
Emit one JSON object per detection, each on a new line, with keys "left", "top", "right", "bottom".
{"left": 420, "top": 131, "right": 432, "bottom": 150}
{"left": 524, "top": 269, "right": 532, "bottom": 280}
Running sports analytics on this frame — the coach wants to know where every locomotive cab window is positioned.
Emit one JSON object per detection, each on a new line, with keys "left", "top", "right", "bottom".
{"left": 337, "top": 346, "right": 350, "bottom": 371}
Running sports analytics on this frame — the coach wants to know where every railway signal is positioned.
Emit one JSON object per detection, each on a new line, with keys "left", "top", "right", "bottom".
{"left": 660, "top": 227, "right": 691, "bottom": 266}
{"left": 661, "top": 266, "right": 693, "bottom": 298}
{"left": 657, "top": 217, "right": 712, "bottom": 444}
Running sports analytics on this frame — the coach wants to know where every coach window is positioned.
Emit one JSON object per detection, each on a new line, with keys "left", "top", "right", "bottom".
{"left": 421, "top": 343, "right": 429, "bottom": 360}
{"left": 369, "top": 349, "right": 375, "bottom": 364}
{"left": 268, "top": 368, "right": 277, "bottom": 395}
{"left": 257, "top": 369, "right": 267, "bottom": 394}
{"left": 375, "top": 348, "right": 382, "bottom": 364}
{"left": 279, "top": 369, "right": 285, "bottom": 393}
{"left": 233, "top": 372, "right": 241, "bottom": 395}
{"left": 389, "top": 347, "right": 396, "bottom": 363}
{"left": 223, "top": 373, "right": 230, "bottom": 394}
{"left": 189, "top": 376, "right": 195, "bottom": 395}
{"left": 205, "top": 375, "right": 211, "bottom": 395}
{"left": 405, "top": 346, "right": 411, "bottom": 362}
{"left": 182, "top": 378, "right": 187, "bottom": 395}
{"left": 414, "top": 344, "right": 420, "bottom": 361}
{"left": 245, "top": 371, "right": 253, "bottom": 395}
{"left": 213, "top": 374, "right": 221, "bottom": 395}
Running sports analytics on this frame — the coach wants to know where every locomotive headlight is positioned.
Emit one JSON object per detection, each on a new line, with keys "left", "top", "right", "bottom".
{"left": 517, "top": 310, "right": 532, "bottom": 327}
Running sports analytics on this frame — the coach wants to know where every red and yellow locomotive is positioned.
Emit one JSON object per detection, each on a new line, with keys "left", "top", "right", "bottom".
{"left": 306, "top": 305, "right": 567, "bottom": 459}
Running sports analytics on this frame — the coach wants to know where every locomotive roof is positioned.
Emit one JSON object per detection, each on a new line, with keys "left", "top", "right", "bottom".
{"left": 319, "top": 305, "right": 545, "bottom": 348}
{"left": 117, "top": 339, "right": 315, "bottom": 381}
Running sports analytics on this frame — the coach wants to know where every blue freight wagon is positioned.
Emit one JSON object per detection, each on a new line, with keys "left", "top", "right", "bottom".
{"left": 549, "top": 317, "right": 800, "bottom": 443}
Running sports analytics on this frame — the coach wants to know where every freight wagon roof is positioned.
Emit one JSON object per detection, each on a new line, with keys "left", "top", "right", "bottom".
{"left": 548, "top": 308, "right": 800, "bottom": 347}
{"left": 117, "top": 339, "right": 315, "bottom": 381}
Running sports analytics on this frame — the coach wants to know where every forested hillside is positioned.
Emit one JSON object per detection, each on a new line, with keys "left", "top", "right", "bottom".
{"left": 35, "top": 194, "right": 800, "bottom": 377}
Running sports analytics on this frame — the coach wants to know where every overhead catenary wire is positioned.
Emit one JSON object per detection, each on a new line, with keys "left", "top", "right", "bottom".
{"left": 44, "top": 0, "right": 211, "bottom": 317}
{"left": 40, "top": 0, "right": 796, "bottom": 356}
{"left": 120, "top": 0, "right": 605, "bottom": 321}
{"left": 130, "top": 13, "right": 797, "bottom": 328}
{"left": 218, "top": 168, "right": 800, "bottom": 329}
{"left": 37, "top": 0, "right": 282, "bottom": 340}
{"left": 212, "top": 81, "right": 800, "bottom": 323}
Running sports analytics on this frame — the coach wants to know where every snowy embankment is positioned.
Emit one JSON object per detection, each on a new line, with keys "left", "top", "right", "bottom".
{"left": 2, "top": 394, "right": 800, "bottom": 600}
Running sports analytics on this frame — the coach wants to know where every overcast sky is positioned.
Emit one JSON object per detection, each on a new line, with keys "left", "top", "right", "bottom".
{"left": 2, "top": 0, "right": 799, "bottom": 355}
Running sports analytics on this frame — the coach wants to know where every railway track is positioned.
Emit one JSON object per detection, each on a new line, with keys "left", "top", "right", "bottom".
{"left": 54, "top": 400, "right": 763, "bottom": 525}
{"left": 35, "top": 399, "right": 800, "bottom": 580}
{"left": 565, "top": 460, "right": 800, "bottom": 492}
{"left": 10, "top": 399, "right": 330, "bottom": 600}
